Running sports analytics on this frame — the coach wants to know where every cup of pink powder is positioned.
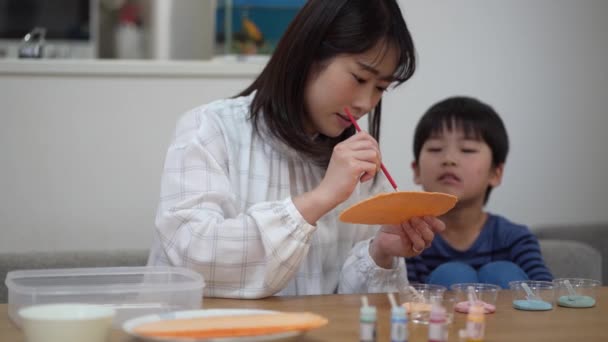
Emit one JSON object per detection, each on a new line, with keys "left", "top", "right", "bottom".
{"left": 451, "top": 283, "right": 500, "bottom": 314}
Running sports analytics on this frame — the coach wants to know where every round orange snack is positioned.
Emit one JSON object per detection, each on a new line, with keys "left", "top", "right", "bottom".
{"left": 339, "top": 191, "right": 457, "bottom": 225}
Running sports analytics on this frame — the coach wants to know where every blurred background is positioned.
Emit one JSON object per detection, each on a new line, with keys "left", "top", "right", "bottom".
{"left": 0, "top": 0, "right": 305, "bottom": 60}
{"left": 1, "top": 0, "right": 607, "bottom": 253}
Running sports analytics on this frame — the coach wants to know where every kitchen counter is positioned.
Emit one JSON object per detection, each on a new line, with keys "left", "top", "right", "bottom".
{"left": 0, "top": 58, "right": 265, "bottom": 78}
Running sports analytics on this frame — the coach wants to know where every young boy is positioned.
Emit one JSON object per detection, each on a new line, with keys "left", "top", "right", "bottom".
{"left": 406, "top": 96, "right": 552, "bottom": 288}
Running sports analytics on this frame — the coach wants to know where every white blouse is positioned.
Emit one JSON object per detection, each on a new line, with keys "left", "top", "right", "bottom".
{"left": 147, "top": 93, "right": 407, "bottom": 298}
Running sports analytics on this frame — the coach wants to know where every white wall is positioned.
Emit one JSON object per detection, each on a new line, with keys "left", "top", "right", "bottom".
{"left": 386, "top": 0, "right": 608, "bottom": 227}
{"left": 1, "top": 0, "right": 607, "bottom": 253}
{"left": 0, "top": 62, "right": 257, "bottom": 253}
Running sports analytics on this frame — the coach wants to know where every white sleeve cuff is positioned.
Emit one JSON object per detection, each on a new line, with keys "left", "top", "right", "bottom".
{"left": 283, "top": 197, "right": 317, "bottom": 241}
{"left": 355, "top": 239, "right": 408, "bottom": 292}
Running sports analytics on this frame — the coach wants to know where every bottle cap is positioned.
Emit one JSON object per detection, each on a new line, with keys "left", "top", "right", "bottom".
{"left": 429, "top": 302, "right": 446, "bottom": 321}
{"left": 391, "top": 305, "right": 407, "bottom": 318}
{"left": 459, "top": 329, "right": 468, "bottom": 340}
{"left": 360, "top": 305, "right": 377, "bottom": 321}
{"left": 469, "top": 303, "right": 485, "bottom": 316}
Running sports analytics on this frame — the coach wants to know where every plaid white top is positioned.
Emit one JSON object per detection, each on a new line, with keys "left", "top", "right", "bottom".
{"left": 147, "top": 93, "right": 407, "bottom": 298}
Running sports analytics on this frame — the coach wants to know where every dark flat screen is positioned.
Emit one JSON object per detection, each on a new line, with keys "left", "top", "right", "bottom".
{"left": 0, "top": 0, "right": 90, "bottom": 40}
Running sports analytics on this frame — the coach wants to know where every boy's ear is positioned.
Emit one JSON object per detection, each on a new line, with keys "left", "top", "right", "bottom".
{"left": 412, "top": 161, "right": 422, "bottom": 185}
{"left": 489, "top": 163, "right": 505, "bottom": 187}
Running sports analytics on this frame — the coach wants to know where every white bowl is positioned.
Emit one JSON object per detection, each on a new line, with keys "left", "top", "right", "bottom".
{"left": 19, "top": 303, "right": 115, "bottom": 342}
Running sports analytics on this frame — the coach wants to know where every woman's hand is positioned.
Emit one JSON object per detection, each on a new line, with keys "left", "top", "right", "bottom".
{"left": 369, "top": 216, "right": 446, "bottom": 268}
{"left": 293, "top": 132, "right": 381, "bottom": 224}
{"left": 319, "top": 131, "right": 381, "bottom": 204}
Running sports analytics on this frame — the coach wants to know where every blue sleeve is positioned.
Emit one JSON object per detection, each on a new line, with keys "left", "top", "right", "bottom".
{"left": 508, "top": 230, "right": 553, "bottom": 281}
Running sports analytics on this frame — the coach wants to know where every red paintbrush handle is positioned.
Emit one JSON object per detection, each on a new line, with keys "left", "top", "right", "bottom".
{"left": 344, "top": 107, "right": 399, "bottom": 191}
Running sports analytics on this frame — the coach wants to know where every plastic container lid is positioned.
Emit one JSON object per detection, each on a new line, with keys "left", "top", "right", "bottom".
{"left": 5, "top": 266, "right": 205, "bottom": 327}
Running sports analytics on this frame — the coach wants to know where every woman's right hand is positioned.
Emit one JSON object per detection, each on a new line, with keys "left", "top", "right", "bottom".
{"left": 294, "top": 132, "right": 381, "bottom": 224}
{"left": 319, "top": 131, "right": 382, "bottom": 205}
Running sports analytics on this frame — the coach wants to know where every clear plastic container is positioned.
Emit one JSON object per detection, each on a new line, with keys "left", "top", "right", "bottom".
{"left": 5, "top": 266, "right": 205, "bottom": 327}
{"left": 509, "top": 280, "right": 554, "bottom": 311}
{"left": 553, "top": 278, "right": 600, "bottom": 308}
{"left": 398, "top": 283, "right": 447, "bottom": 324}
{"left": 451, "top": 283, "right": 500, "bottom": 314}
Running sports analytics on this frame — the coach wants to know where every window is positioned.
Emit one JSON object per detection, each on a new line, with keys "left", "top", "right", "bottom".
{"left": 215, "top": 0, "right": 305, "bottom": 55}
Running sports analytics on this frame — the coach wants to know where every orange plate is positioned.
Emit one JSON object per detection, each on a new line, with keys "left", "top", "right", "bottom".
{"left": 339, "top": 191, "right": 457, "bottom": 225}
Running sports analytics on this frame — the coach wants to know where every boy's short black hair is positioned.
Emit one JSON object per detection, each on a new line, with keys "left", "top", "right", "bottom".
{"left": 413, "top": 96, "right": 509, "bottom": 203}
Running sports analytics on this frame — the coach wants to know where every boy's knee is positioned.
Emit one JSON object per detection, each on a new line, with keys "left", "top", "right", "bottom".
{"left": 436, "top": 261, "right": 476, "bottom": 273}
{"left": 427, "top": 262, "right": 478, "bottom": 288}
{"left": 479, "top": 261, "right": 528, "bottom": 288}
{"left": 479, "top": 261, "right": 520, "bottom": 273}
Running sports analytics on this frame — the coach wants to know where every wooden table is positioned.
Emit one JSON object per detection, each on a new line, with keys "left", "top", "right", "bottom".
{"left": 2, "top": 288, "right": 607, "bottom": 341}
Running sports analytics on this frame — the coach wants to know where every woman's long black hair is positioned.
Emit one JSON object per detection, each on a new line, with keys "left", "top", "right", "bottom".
{"left": 239, "top": 0, "right": 416, "bottom": 166}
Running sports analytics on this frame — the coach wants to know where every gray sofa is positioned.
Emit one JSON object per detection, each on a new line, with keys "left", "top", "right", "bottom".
{"left": 1, "top": 224, "right": 606, "bottom": 303}
{"left": 533, "top": 223, "right": 606, "bottom": 285}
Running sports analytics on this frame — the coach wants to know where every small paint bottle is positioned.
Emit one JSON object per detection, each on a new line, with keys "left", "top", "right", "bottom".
{"left": 466, "top": 304, "right": 485, "bottom": 342}
{"left": 428, "top": 303, "right": 448, "bottom": 342}
{"left": 390, "top": 305, "right": 408, "bottom": 342}
{"left": 360, "top": 304, "right": 377, "bottom": 342}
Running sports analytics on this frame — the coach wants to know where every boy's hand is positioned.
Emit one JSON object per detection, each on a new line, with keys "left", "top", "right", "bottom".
{"left": 369, "top": 216, "right": 445, "bottom": 268}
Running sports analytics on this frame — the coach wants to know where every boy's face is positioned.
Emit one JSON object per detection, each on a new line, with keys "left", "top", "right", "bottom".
{"left": 412, "top": 127, "right": 503, "bottom": 205}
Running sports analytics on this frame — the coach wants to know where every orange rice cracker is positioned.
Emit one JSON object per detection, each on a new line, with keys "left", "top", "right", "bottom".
{"left": 133, "top": 311, "right": 328, "bottom": 339}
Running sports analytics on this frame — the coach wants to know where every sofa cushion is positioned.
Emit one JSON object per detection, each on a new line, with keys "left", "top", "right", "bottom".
{"left": 533, "top": 223, "right": 607, "bottom": 285}
{"left": 539, "top": 239, "right": 602, "bottom": 282}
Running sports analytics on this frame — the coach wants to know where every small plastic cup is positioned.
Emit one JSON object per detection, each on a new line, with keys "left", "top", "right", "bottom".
{"left": 451, "top": 283, "right": 500, "bottom": 314}
{"left": 509, "top": 280, "right": 555, "bottom": 311}
{"left": 399, "top": 283, "right": 447, "bottom": 324}
{"left": 19, "top": 303, "right": 115, "bottom": 342}
{"left": 553, "top": 278, "right": 600, "bottom": 308}
{"left": 440, "top": 291, "right": 457, "bottom": 324}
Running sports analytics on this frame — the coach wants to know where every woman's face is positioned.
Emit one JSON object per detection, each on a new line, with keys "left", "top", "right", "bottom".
{"left": 303, "top": 42, "right": 398, "bottom": 137}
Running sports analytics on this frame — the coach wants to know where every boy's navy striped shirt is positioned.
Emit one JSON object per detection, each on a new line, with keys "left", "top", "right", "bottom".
{"left": 405, "top": 214, "right": 553, "bottom": 283}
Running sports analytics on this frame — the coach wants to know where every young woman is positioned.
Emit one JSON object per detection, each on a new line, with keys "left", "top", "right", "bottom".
{"left": 148, "top": 0, "right": 445, "bottom": 298}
